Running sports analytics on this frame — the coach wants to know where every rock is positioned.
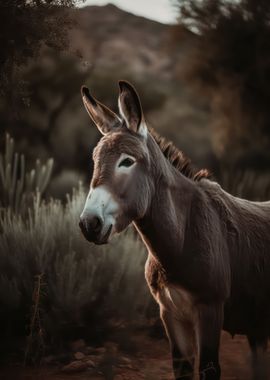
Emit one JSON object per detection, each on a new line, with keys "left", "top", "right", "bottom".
{"left": 74, "top": 351, "right": 85, "bottom": 360}
{"left": 86, "top": 359, "right": 96, "bottom": 368}
{"left": 118, "top": 356, "right": 132, "bottom": 365}
{"left": 84, "top": 354, "right": 100, "bottom": 365}
{"left": 118, "top": 364, "right": 134, "bottom": 370}
{"left": 69, "top": 339, "right": 86, "bottom": 352}
{"left": 95, "top": 347, "right": 106, "bottom": 354}
{"left": 61, "top": 360, "right": 88, "bottom": 373}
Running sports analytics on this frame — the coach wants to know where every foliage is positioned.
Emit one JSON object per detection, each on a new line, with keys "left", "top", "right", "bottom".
{"left": 0, "top": 135, "right": 151, "bottom": 352}
{"left": 0, "top": 0, "right": 82, "bottom": 83}
{"left": 0, "top": 53, "right": 169, "bottom": 177}
{"left": 0, "top": 184, "right": 151, "bottom": 350}
{"left": 0, "top": 0, "right": 84, "bottom": 127}
{"left": 175, "top": 0, "right": 270, "bottom": 167}
{"left": 0, "top": 134, "right": 53, "bottom": 213}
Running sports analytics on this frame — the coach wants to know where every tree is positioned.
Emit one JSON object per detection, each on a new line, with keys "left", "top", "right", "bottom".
{"left": 0, "top": 0, "right": 82, "bottom": 123}
{"left": 175, "top": 0, "right": 270, "bottom": 168}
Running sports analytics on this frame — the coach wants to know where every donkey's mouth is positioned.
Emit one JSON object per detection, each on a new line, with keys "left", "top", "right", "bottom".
{"left": 95, "top": 224, "right": 113, "bottom": 245}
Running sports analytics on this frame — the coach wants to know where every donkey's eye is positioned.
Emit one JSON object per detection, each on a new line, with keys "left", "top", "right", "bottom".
{"left": 118, "top": 157, "right": 135, "bottom": 168}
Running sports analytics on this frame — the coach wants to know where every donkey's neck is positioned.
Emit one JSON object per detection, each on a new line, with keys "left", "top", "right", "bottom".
{"left": 134, "top": 135, "right": 197, "bottom": 269}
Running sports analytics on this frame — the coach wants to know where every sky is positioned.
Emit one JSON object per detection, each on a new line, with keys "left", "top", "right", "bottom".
{"left": 82, "top": 0, "right": 178, "bottom": 24}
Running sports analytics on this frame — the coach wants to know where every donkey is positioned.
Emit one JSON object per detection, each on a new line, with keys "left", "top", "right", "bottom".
{"left": 79, "top": 80, "right": 270, "bottom": 380}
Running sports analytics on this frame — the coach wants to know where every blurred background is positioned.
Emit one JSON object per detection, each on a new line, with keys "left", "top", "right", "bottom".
{"left": 0, "top": 0, "right": 270, "bottom": 378}
{"left": 2, "top": 0, "right": 270, "bottom": 195}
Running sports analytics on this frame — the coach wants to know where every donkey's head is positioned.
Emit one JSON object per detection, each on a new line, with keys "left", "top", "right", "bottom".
{"left": 79, "top": 81, "right": 154, "bottom": 244}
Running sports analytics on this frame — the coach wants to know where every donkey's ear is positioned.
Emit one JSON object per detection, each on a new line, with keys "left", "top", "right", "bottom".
{"left": 118, "top": 80, "right": 147, "bottom": 137}
{"left": 81, "top": 86, "right": 121, "bottom": 135}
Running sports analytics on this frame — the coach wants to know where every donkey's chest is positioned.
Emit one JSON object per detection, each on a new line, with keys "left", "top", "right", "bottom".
{"left": 145, "top": 255, "right": 196, "bottom": 320}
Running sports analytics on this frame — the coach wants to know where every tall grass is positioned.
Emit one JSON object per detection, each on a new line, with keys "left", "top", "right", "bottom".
{"left": 0, "top": 134, "right": 53, "bottom": 213}
{"left": 0, "top": 136, "right": 152, "bottom": 353}
{"left": 0, "top": 186, "right": 152, "bottom": 348}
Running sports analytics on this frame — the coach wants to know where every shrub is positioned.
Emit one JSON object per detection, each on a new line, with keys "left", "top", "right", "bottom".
{"left": 0, "top": 135, "right": 152, "bottom": 355}
{"left": 0, "top": 134, "right": 53, "bottom": 213}
{"left": 0, "top": 185, "right": 152, "bottom": 352}
{"left": 175, "top": 0, "right": 270, "bottom": 167}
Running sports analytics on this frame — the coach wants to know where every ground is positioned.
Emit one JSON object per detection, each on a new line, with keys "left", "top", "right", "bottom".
{"left": 1, "top": 331, "right": 269, "bottom": 380}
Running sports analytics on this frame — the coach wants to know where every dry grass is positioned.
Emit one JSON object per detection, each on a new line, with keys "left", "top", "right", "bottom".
{"left": 0, "top": 185, "right": 152, "bottom": 352}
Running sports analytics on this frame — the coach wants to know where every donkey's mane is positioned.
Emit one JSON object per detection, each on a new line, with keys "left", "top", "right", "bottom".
{"left": 149, "top": 128, "right": 210, "bottom": 181}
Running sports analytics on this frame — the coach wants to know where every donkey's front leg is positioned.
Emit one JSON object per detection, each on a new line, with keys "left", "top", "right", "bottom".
{"left": 161, "top": 308, "right": 195, "bottom": 380}
{"left": 197, "top": 303, "right": 223, "bottom": 380}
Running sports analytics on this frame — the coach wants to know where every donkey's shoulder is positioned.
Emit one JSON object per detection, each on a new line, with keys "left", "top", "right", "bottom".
{"left": 199, "top": 178, "right": 270, "bottom": 225}
{"left": 198, "top": 178, "right": 223, "bottom": 193}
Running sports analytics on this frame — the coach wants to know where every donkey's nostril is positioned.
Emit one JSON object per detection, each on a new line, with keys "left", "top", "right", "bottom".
{"left": 90, "top": 216, "right": 102, "bottom": 233}
{"left": 79, "top": 215, "right": 103, "bottom": 239}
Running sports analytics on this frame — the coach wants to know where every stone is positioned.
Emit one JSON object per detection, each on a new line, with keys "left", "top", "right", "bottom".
{"left": 118, "top": 356, "right": 132, "bottom": 365}
{"left": 86, "top": 354, "right": 100, "bottom": 362}
{"left": 61, "top": 360, "right": 88, "bottom": 373}
{"left": 95, "top": 347, "right": 106, "bottom": 354}
{"left": 74, "top": 351, "right": 85, "bottom": 360}
{"left": 86, "top": 359, "right": 96, "bottom": 368}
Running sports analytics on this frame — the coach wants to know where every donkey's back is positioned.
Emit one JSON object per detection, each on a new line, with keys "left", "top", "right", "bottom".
{"left": 203, "top": 180, "right": 270, "bottom": 341}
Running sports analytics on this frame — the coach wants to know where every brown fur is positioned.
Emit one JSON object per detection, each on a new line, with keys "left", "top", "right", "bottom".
{"left": 80, "top": 81, "right": 270, "bottom": 380}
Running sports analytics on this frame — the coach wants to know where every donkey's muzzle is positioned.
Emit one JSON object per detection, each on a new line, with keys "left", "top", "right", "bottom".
{"left": 79, "top": 215, "right": 103, "bottom": 243}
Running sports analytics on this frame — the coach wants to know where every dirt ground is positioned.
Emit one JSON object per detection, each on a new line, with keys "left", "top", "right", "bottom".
{"left": 1, "top": 331, "right": 269, "bottom": 380}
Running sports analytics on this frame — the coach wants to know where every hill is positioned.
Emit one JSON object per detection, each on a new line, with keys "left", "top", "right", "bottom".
{"left": 65, "top": 4, "right": 212, "bottom": 164}
{"left": 1, "top": 3, "right": 213, "bottom": 196}
{"left": 69, "top": 4, "right": 175, "bottom": 79}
